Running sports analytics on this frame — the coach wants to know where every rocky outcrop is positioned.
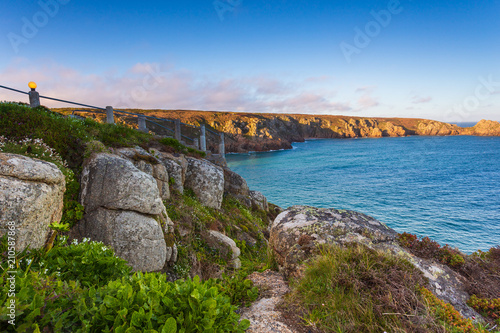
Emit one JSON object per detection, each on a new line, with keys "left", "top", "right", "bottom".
{"left": 269, "top": 206, "right": 397, "bottom": 278}
{"left": 269, "top": 206, "right": 482, "bottom": 320}
{"left": 250, "top": 191, "right": 268, "bottom": 211}
{"left": 0, "top": 153, "right": 65, "bottom": 250}
{"left": 224, "top": 168, "right": 250, "bottom": 197}
{"left": 77, "top": 153, "right": 173, "bottom": 272}
{"left": 462, "top": 119, "right": 500, "bottom": 136}
{"left": 202, "top": 230, "right": 241, "bottom": 269}
{"left": 184, "top": 157, "right": 224, "bottom": 209}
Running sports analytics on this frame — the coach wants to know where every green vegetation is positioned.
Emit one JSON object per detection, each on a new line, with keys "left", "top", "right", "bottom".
{"left": 0, "top": 102, "right": 257, "bottom": 332}
{"left": 159, "top": 138, "right": 206, "bottom": 158}
{"left": 0, "top": 235, "right": 250, "bottom": 332}
{"left": 399, "top": 233, "right": 500, "bottom": 328}
{"left": 165, "top": 189, "right": 270, "bottom": 280}
{"left": 283, "top": 243, "right": 490, "bottom": 333}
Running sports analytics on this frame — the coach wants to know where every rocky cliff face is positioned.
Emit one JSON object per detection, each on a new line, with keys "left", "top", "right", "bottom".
{"left": 132, "top": 110, "right": 500, "bottom": 153}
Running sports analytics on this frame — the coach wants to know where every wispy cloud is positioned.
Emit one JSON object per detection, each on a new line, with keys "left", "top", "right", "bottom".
{"left": 412, "top": 95, "right": 433, "bottom": 104}
{"left": 0, "top": 59, "right": 353, "bottom": 115}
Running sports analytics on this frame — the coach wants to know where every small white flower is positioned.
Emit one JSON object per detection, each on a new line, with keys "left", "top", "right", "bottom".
{"left": 44, "top": 269, "right": 49, "bottom": 274}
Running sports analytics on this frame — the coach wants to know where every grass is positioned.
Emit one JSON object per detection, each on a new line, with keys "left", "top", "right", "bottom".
{"left": 284, "top": 243, "right": 458, "bottom": 333}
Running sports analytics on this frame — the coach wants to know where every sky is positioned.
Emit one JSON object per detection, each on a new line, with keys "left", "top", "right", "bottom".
{"left": 1, "top": 0, "right": 499, "bottom": 122}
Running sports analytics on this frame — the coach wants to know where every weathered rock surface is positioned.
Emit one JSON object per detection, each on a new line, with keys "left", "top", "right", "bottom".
{"left": 224, "top": 168, "right": 250, "bottom": 197}
{"left": 250, "top": 191, "right": 268, "bottom": 211}
{"left": 269, "top": 206, "right": 482, "bottom": 320}
{"left": 116, "top": 147, "right": 170, "bottom": 200}
{"left": 160, "top": 153, "right": 187, "bottom": 194}
{"left": 78, "top": 153, "right": 173, "bottom": 271}
{"left": 0, "top": 153, "right": 65, "bottom": 250}
{"left": 80, "top": 153, "right": 164, "bottom": 215}
{"left": 202, "top": 230, "right": 241, "bottom": 269}
{"left": 184, "top": 157, "right": 224, "bottom": 209}
{"left": 77, "top": 208, "right": 167, "bottom": 272}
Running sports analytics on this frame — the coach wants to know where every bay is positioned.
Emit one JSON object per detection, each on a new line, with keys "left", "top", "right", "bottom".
{"left": 226, "top": 136, "right": 500, "bottom": 254}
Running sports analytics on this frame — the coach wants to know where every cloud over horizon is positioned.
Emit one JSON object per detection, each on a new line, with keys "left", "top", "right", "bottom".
{"left": 0, "top": 59, "right": 354, "bottom": 114}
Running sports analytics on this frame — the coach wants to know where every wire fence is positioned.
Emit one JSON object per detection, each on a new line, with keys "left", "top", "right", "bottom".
{"left": 0, "top": 84, "right": 224, "bottom": 156}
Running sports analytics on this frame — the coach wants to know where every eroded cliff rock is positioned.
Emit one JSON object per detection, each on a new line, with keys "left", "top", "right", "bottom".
{"left": 0, "top": 153, "right": 65, "bottom": 250}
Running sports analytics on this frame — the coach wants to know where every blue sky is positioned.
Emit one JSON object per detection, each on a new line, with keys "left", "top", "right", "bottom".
{"left": 1, "top": 0, "right": 499, "bottom": 122}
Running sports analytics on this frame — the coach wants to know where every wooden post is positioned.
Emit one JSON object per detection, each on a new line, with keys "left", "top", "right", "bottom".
{"left": 219, "top": 132, "right": 225, "bottom": 157}
{"left": 138, "top": 115, "right": 147, "bottom": 132}
{"left": 174, "top": 119, "right": 181, "bottom": 141}
{"left": 106, "top": 106, "right": 114, "bottom": 124}
{"left": 29, "top": 89, "right": 40, "bottom": 108}
{"left": 200, "top": 124, "right": 207, "bottom": 152}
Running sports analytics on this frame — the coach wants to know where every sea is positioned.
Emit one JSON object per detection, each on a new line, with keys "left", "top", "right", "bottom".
{"left": 226, "top": 134, "right": 500, "bottom": 254}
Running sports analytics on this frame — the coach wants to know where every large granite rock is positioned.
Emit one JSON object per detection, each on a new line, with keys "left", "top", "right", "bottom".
{"left": 80, "top": 153, "right": 164, "bottom": 215}
{"left": 79, "top": 208, "right": 167, "bottom": 272}
{"left": 78, "top": 153, "right": 173, "bottom": 271}
{"left": 184, "top": 157, "right": 224, "bottom": 209}
{"left": 0, "top": 153, "right": 65, "bottom": 250}
{"left": 224, "top": 168, "right": 250, "bottom": 197}
{"left": 269, "top": 205, "right": 482, "bottom": 320}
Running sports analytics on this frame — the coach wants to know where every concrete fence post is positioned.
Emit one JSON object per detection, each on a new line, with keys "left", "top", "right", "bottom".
{"left": 138, "top": 115, "right": 147, "bottom": 132}
{"left": 106, "top": 106, "right": 114, "bottom": 124}
{"left": 174, "top": 119, "right": 181, "bottom": 141}
{"left": 28, "top": 82, "right": 40, "bottom": 108}
{"left": 200, "top": 124, "right": 207, "bottom": 152}
{"left": 193, "top": 137, "right": 199, "bottom": 150}
{"left": 219, "top": 132, "right": 225, "bottom": 157}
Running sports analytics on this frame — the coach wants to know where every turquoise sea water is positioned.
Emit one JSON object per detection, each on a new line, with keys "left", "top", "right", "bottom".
{"left": 226, "top": 136, "right": 500, "bottom": 254}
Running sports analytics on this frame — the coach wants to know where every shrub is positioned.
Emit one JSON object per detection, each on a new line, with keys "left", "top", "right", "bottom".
{"left": 467, "top": 295, "right": 500, "bottom": 324}
{"left": 40, "top": 238, "right": 132, "bottom": 287}
{"left": 284, "top": 243, "right": 441, "bottom": 333}
{"left": 420, "top": 287, "right": 487, "bottom": 333}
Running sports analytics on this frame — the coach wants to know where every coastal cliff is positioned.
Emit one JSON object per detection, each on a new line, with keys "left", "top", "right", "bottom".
{"left": 67, "top": 109, "right": 499, "bottom": 153}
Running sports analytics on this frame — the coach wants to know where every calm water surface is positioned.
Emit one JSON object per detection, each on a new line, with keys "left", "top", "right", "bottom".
{"left": 226, "top": 136, "right": 500, "bottom": 253}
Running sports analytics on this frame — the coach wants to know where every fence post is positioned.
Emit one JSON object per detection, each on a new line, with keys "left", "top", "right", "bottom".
{"left": 174, "top": 119, "right": 181, "bottom": 141}
{"left": 200, "top": 124, "right": 207, "bottom": 152}
{"left": 219, "top": 132, "right": 225, "bottom": 157}
{"left": 28, "top": 82, "right": 40, "bottom": 108}
{"left": 193, "top": 137, "right": 199, "bottom": 150}
{"left": 106, "top": 106, "right": 114, "bottom": 124}
{"left": 138, "top": 115, "right": 147, "bottom": 132}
